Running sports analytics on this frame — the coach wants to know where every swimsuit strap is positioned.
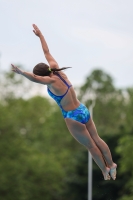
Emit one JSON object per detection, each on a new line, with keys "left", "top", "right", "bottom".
{"left": 47, "top": 72, "right": 72, "bottom": 106}
{"left": 55, "top": 72, "right": 72, "bottom": 88}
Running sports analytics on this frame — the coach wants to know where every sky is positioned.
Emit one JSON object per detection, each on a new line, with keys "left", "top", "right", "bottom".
{"left": 0, "top": 0, "right": 133, "bottom": 90}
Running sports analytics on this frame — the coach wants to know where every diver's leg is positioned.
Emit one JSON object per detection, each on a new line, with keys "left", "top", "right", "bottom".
{"left": 65, "top": 118, "right": 110, "bottom": 180}
{"left": 86, "top": 117, "right": 117, "bottom": 180}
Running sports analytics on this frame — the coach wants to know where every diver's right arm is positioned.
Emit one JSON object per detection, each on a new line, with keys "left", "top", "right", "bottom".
{"left": 32, "top": 24, "right": 59, "bottom": 69}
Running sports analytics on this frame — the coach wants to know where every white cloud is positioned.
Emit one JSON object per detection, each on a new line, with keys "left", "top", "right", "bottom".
{"left": 0, "top": 0, "right": 133, "bottom": 89}
{"left": 71, "top": 27, "right": 133, "bottom": 49}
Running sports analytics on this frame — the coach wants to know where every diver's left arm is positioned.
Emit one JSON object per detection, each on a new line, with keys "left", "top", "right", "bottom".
{"left": 11, "top": 64, "right": 37, "bottom": 82}
{"left": 11, "top": 64, "right": 54, "bottom": 84}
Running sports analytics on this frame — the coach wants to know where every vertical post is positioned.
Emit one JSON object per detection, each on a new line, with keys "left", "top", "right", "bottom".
{"left": 88, "top": 100, "right": 95, "bottom": 200}
{"left": 88, "top": 151, "right": 92, "bottom": 200}
{"left": 0, "top": 53, "right": 1, "bottom": 96}
{"left": 0, "top": 52, "right": 1, "bottom": 82}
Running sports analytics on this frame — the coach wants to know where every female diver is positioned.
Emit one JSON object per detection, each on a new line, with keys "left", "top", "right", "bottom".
{"left": 12, "top": 24, "right": 117, "bottom": 180}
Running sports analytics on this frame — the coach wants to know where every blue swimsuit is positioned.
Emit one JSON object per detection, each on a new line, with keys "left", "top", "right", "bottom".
{"left": 47, "top": 72, "right": 90, "bottom": 124}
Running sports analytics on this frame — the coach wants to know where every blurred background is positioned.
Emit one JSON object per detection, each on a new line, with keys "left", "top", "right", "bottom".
{"left": 0, "top": 0, "right": 133, "bottom": 200}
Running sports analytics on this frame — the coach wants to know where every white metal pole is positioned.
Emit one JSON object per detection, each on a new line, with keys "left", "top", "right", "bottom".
{"left": 88, "top": 100, "right": 95, "bottom": 200}
{"left": 0, "top": 52, "right": 1, "bottom": 82}
{"left": 0, "top": 53, "right": 1, "bottom": 98}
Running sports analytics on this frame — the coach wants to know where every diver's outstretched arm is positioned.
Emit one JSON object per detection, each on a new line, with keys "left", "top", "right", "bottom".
{"left": 32, "top": 24, "right": 59, "bottom": 69}
{"left": 11, "top": 64, "right": 54, "bottom": 85}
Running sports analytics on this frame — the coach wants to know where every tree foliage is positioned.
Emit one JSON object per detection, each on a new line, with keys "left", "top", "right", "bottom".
{"left": 79, "top": 69, "right": 126, "bottom": 135}
{"left": 0, "top": 68, "right": 133, "bottom": 200}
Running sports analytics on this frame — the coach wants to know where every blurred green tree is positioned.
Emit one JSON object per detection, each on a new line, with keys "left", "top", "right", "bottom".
{"left": 116, "top": 88, "right": 133, "bottom": 200}
{"left": 64, "top": 134, "right": 122, "bottom": 200}
{"left": 0, "top": 69, "right": 80, "bottom": 200}
{"left": 64, "top": 69, "right": 132, "bottom": 200}
{"left": 78, "top": 69, "right": 125, "bottom": 135}
{"left": 0, "top": 67, "right": 132, "bottom": 200}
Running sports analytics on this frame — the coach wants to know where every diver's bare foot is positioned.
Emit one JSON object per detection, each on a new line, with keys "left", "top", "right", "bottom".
{"left": 102, "top": 167, "right": 110, "bottom": 180}
{"left": 110, "top": 163, "right": 117, "bottom": 180}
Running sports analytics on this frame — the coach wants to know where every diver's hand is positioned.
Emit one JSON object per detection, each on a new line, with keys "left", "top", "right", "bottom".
{"left": 11, "top": 64, "right": 24, "bottom": 75}
{"left": 32, "top": 24, "right": 42, "bottom": 37}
